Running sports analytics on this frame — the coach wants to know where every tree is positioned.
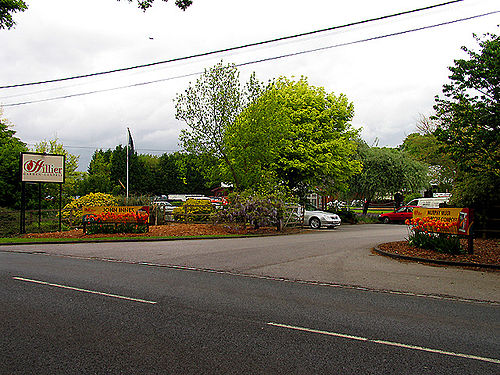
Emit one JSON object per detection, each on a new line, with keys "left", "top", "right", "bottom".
{"left": 432, "top": 32, "right": 499, "bottom": 207}
{"left": 175, "top": 62, "right": 263, "bottom": 190}
{"left": 0, "top": 109, "right": 27, "bottom": 208}
{"left": 401, "top": 115, "right": 456, "bottom": 191}
{"left": 121, "top": 0, "right": 192, "bottom": 11}
{"left": 349, "top": 142, "right": 429, "bottom": 214}
{"left": 33, "top": 138, "right": 82, "bottom": 206}
{"left": 77, "top": 149, "right": 117, "bottom": 195}
{"left": 224, "top": 77, "right": 362, "bottom": 197}
{"left": 2, "top": 1, "right": 191, "bottom": 31}
{"left": 109, "top": 145, "right": 142, "bottom": 195}
{"left": 157, "top": 152, "right": 213, "bottom": 195}
{"left": 0, "top": 0, "right": 27, "bottom": 30}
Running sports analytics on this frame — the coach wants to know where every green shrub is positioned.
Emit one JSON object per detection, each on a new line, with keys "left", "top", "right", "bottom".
{"left": 407, "top": 230, "right": 463, "bottom": 254}
{"left": 327, "top": 209, "right": 359, "bottom": 224}
{"left": 356, "top": 215, "right": 379, "bottom": 224}
{"left": 213, "top": 192, "right": 285, "bottom": 229}
{"left": 173, "top": 199, "right": 214, "bottom": 222}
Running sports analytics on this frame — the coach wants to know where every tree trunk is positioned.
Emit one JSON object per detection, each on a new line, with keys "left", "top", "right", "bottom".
{"left": 362, "top": 198, "right": 371, "bottom": 215}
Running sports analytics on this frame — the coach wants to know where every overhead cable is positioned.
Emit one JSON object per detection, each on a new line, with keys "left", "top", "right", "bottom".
{"left": 0, "top": 0, "right": 464, "bottom": 89}
{"left": 3, "top": 10, "right": 498, "bottom": 107}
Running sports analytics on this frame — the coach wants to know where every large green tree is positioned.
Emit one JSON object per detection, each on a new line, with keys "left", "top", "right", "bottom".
{"left": 349, "top": 142, "right": 429, "bottom": 214}
{"left": 0, "top": 0, "right": 27, "bottom": 30}
{"left": 77, "top": 149, "right": 118, "bottom": 195}
{"left": 33, "top": 138, "right": 82, "bottom": 206}
{"left": 432, "top": 32, "right": 499, "bottom": 207}
{"left": 78, "top": 148, "right": 213, "bottom": 197}
{"left": 225, "top": 77, "right": 361, "bottom": 197}
{"left": 401, "top": 115, "right": 456, "bottom": 191}
{"left": 175, "top": 62, "right": 263, "bottom": 190}
{"left": 0, "top": 109, "right": 27, "bottom": 208}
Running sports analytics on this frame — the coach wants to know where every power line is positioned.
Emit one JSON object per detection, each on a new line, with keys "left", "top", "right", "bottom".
{"left": 26, "top": 143, "right": 180, "bottom": 153}
{"left": 4, "top": 10, "right": 498, "bottom": 107}
{"left": 0, "top": 0, "right": 464, "bottom": 90}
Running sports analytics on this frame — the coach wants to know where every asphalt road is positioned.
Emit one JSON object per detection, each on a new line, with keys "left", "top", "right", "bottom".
{"left": 1, "top": 252, "right": 499, "bottom": 374}
{"left": 2, "top": 224, "right": 499, "bottom": 301}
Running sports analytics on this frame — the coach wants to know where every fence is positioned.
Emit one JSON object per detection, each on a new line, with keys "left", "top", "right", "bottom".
{"left": 282, "top": 205, "right": 304, "bottom": 228}
{"left": 0, "top": 209, "right": 65, "bottom": 237}
{"left": 1, "top": 203, "right": 305, "bottom": 237}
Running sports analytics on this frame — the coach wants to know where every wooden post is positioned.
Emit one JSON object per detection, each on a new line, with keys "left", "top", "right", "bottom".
{"left": 467, "top": 209, "right": 474, "bottom": 255}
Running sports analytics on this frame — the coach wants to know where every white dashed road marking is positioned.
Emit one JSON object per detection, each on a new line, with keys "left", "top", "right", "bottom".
{"left": 267, "top": 322, "right": 500, "bottom": 365}
{"left": 13, "top": 276, "right": 157, "bottom": 304}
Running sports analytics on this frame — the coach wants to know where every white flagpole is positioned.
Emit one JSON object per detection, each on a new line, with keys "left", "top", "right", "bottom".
{"left": 126, "top": 128, "right": 129, "bottom": 202}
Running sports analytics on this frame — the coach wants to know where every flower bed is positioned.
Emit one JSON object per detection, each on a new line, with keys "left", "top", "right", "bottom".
{"left": 406, "top": 217, "right": 463, "bottom": 254}
{"left": 83, "top": 211, "right": 149, "bottom": 234}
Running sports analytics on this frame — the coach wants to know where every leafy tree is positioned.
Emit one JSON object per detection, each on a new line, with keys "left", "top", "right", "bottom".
{"left": 223, "top": 84, "right": 288, "bottom": 191}
{"left": 137, "top": 154, "right": 162, "bottom": 195}
{"left": 432, "top": 32, "right": 499, "bottom": 208}
{"left": 33, "top": 138, "right": 82, "bottom": 206}
{"left": 157, "top": 152, "right": 213, "bottom": 195}
{"left": 77, "top": 149, "right": 117, "bottom": 195}
{"left": 349, "top": 142, "right": 429, "bottom": 214}
{"left": 0, "top": 0, "right": 27, "bottom": 30}
{"left": 175, "top": 62, "right": 263, "bottom": 190}
{"left": 109, "top": 145, "right": 143, "bottom": 195}
{"left": 120, "top": 0, "right": 192, "bottom": 11}
{"left": 433, "top": 32, "right": 499, "bottom": 178}
{"left": 225, "top": 77, "right": 361, "bottom": 198}
{"left": 401, "top": 115, "right": 456, "bottom": 191}
{"left": 0, "top": 109, "right": 27, "bottom": 208}
{"left": 174, "top": 153, "right": 212, "bottom": 194}
{"left": 157, "top": 153, "right": 185, "bottom": 194}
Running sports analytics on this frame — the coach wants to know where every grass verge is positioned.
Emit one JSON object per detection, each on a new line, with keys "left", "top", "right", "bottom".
{"left": 0, "top": 234, "right": 255, "bottom": 244}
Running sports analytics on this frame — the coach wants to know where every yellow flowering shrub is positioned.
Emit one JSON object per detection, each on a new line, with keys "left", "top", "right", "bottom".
{"left": 173, "top": 198, "right": 214, "bottom": 222}
{"left": 62, "top": 192, "right": 119, "bottom": 226}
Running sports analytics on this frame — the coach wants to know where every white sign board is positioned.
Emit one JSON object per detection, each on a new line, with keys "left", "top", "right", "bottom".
{"left": 21, "top": 153, "right": 65, "bottom": 183}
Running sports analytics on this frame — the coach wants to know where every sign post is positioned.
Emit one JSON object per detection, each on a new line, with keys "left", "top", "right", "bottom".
{"left": 20, "top": 152, "right": 65, "bottom": 234}
{"left": 412, "top": 207, "right": 474, "bottom": 254}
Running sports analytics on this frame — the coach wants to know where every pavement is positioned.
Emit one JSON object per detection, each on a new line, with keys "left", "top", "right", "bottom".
{"left": 1, "top": 224, "right": 499, "bottom": 303}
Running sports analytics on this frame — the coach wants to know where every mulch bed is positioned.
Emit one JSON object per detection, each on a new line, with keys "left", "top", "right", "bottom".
{"left": 21, "top": 223, "right": 298, "bottom": 239}
{"left": 378, "top": 238, "right": 500, "bottom": 267}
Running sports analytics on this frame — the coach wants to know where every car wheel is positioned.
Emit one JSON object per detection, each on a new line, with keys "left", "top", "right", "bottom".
{"left": 383, "top": 217, "right": 391, "bottom": 224}
{"left": 309, "top": 217, "right": 321, "bottom": 229}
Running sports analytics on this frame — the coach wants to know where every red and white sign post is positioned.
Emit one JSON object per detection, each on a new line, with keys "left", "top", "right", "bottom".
{"left": 20, "top": 152, "right": 66, "bottom": 233}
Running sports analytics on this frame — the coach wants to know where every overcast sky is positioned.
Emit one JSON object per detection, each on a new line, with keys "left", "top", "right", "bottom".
{"left": 0, "top": 0, "right": 498, "bottom": 171}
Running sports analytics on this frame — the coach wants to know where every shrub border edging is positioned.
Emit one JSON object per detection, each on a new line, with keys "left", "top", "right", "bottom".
{"left": 373, "top": 245, "right": 500, "bottom": 270}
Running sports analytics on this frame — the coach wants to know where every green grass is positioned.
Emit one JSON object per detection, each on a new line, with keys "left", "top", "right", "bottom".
{"left": 351, "top": 208, "right": 393, "bottom": 214}
{"left": 0, "top": 233, "right": 269, "bottom": 244}
{"left": 356, "top": 215, "right": 380, "bottom": 224}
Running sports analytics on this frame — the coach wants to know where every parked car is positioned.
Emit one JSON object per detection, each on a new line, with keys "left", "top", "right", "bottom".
{"left": 303, "top": 205, "right": 341, "bottom": 229}
{"left": 378, "top": 205, "right": 419, "bottom": 224}
{"left": 152, "top": 197, "right": 175, "bottom": 213}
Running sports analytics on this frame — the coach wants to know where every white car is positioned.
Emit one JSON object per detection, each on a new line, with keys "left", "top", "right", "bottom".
{"left": 303, "top": 205, "right": 341, "bottom": 229}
